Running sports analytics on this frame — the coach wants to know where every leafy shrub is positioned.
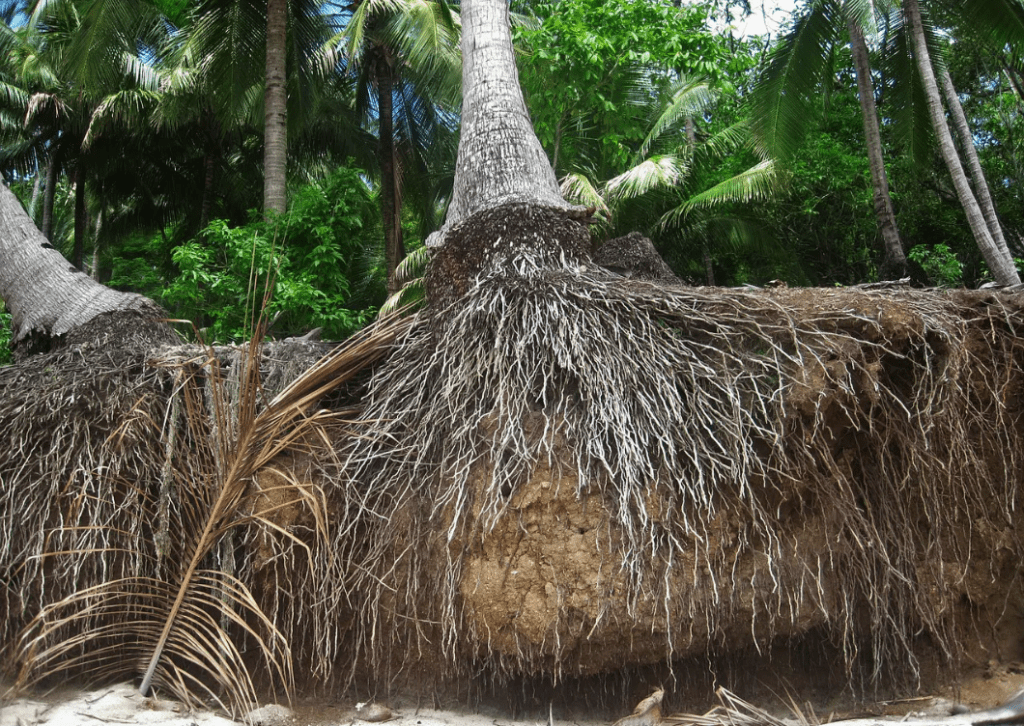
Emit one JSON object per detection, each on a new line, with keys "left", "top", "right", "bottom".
{"left": 163, "top": 167, "right": 384, "bottom": 342}
{"left": 0, "top": 310, "right": 11, "bottom": 366}
{"left": 908, "top": 244, "right": 963, "bottom": 287}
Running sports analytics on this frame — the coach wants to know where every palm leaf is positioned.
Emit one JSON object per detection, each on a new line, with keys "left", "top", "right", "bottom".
{"left": 663, "top": 159, "right": 778, "bottom": 224}
{"left": 605, "top": 155, "right": 688, "bottom": 203}
{"left": 12, "top": 312, "right": 415, "bottom": 716}
{"left": 750, "top": 0, "right": 843, "bottom": 161}
{"left": 638, "top": 76, "right": 716, "bottom": 159}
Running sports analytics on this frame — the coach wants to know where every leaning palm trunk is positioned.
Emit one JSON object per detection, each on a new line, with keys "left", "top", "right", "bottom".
{"left": 903, "top": 0, "right": 1020, "bottom": 285}
{"left": 0, "top": 182, "right": 160, "bottom": 353}
{"left": 429, "top": 0, "right": 579, "bottom": 248}
{"left": 940, "top": 67, "right": 1011, "bottom": 257}
{"left": 848, "top": 14, "right": 906, "bottom": 278}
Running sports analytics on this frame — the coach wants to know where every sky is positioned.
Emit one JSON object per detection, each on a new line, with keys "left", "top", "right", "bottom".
{"left": 718, "top": 0, "right": 801, "bottom": 39}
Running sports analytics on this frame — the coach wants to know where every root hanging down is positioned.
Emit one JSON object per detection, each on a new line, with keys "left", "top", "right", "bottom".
{"left": 335, "top": 267, "right": 1024, "bottom": 689}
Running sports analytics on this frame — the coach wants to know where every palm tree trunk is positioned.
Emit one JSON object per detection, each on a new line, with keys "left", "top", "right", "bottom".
{"left": 432, "top": 0, "right": 576, "bottom": 246}
{"left": 377, "top": 55, "right": 405, "bottom": 294}
{"left": 940, "top": 66, "right": 1010, "bottom": 255}
{"left": 263, "top": 0, "right": 288, "bottom": 217}
{"left": 903, "top": 0, "right": 1020, "bottom": 285}
{"left": 847, "top": 14, "right": 906, "bottom": 278}
{"left": 41, "top": 149, "right": 59, "bottom": 242}
{"left": 0, "top": 182, "right": 158, "bottom": 352}
{"left": 72, "top": 161, "right": 86, "bottom": 270}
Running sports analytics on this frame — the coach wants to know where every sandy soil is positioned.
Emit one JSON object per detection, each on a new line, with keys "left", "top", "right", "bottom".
{"left": 3, "top": 662, "right": 1024, "bottom": 726}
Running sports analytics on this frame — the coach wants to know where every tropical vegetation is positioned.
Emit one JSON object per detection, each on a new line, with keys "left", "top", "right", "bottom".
{"left": 3, "top": 0, "right": 1024, "bottom": 350}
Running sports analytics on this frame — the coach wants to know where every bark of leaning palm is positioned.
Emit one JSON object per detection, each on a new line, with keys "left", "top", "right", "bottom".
{"left": 428, "top": 0, "right": 579, "bottom": 248}
{"left": 940, "top": 67, "right": 1012, "bottom": 258}
{"left": 903, "top": 0, "right": 1020, "bottom": 285}
{"left": 0, "top": 181, "right": 159, "bottom": 351}
{"left": 263, "top": 0, "right": 288, "bottom": 217}
{"left": 847, "top": 15, "right": 906, "bottom": 279}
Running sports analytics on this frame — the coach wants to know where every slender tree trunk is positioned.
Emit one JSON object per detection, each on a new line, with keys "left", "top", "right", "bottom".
{"left": 847, "top": 14, "right": 906, "bottom": 278}
{"left": 377, "top": 55, "right": 406, "bottom": 294}
{"left": 263, "top": 0, "right": 288, "bottom": 217}
{"left": 0, "top": 182, "right": 157, "bottom": 350}
{"left": 41, "top": 149, "right": 59, "bottom": 242}
{"left": 430, "top": 0, "right": 577, "bottom": 246}
{"left": 940, "top": 66, "right": 1009, "bottom": 255}
{"left": 72, "top": 161, "right": 86, "bottom": 270}
{"left": 903, "top": 0, "right": 1020, "bottom": 285}
{"left": 28, "top": 168, "right": 41, "bottom": 221}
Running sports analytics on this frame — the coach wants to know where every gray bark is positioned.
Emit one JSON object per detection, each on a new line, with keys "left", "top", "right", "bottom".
{"left": 940, "top": 67, "right": 1009, "bottom": 256}
{"left": 903, "top": 0, "right": 1020, "bottom": 285}
{"left": 430, "top": 0, "right": 578, "bottom": 247}
{"left": 263, "top": 0, "right": 288, "bottom": 217}
{"left": 847, "top": 14, "right": 905, "bottom": 276}
{"left": 0, "top": 182, "right": 154, "bottom": 345}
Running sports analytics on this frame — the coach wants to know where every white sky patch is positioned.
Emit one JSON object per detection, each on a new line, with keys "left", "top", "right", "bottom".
{"left": 693, "top": 0, "right": 801, "bottom": 39}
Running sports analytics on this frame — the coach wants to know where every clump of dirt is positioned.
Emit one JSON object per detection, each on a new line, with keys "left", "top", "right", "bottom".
{"left": 593, "top": 232, "right": 680, "bottom": 282}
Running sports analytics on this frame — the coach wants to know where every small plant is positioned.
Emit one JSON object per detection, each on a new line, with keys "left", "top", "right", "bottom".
{"left": 908, "top": 244, "right": 963, "bottom": 287}
{"left": 0, "top": 310, "right": 12, "bottom": 366}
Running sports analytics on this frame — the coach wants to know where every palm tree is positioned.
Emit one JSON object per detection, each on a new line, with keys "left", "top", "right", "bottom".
{"left": 561, "top": 76, "right": 780, "bottom": 284}
{"left": 0, "top": 179, "right": 161, "bottom": 352}
{"left": 902, "top": 0, "right": 1019, "bottom": 284}
{"left": 327, "top": 0, "right": 461, "bottom": 292}
{"left": 430, "top": 0, "right": 574, "bottom": 249}
{"left": 753, "top": 0, "right": 1024, "bottom": 284}
{"left": 264, "top": 0, "right": 289, "bottom": 216}
{"left": 754, "top": 0, "right": 909, "bottom": 277}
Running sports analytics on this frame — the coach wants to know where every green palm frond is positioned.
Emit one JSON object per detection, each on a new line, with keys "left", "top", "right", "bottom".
{"left": 605, "top": 155, "right": 688, "bottom": 203}
{"left": 945, "top": 0, "right": 1024, "bottom": 46}
{"left": 696, "top": 119, "right": 755, "bottom": 162}
{"left": 638, "top": 76, "right": 716, "bottom": 159}
{"left": 560, "top": 170, "right": 607, "bottom": 212}
{"left": 751, "top": 0, "right": 843, "bottom": 161}
{"left": 663, "top": 159, "right": 779, "bottom": 226}
{"left": 82, "top": 88, "right": 162, "bottom": 147}
{"left": 380, "top": 248, "right": 430, "bottom": 315}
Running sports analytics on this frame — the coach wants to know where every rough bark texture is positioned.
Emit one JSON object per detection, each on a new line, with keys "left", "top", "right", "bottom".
{"left": 377, "top": 51, "right": 406, "bottom": 294}
{"left": 848, "top": 15, "right": 905, "bottom": 279}
{"left": 72, "top": 161, "right": 86, "bottom": 270}
{"left": 263, "top": 0, "right": 288, "bottom": 217}
{"left": 904, "top": 0, "right": 1020, "bottom": 286}
{"left": 429, "top": 0, "right": 579, "bottom": 248}
{"left": 941, "top": 67, "right": 1009, "bottom": 256}
{"left": 41, "top": 149, "right": 58, "bottom": 242}
{"left": 0, "top": 182, "right": 161, "bottom": 352}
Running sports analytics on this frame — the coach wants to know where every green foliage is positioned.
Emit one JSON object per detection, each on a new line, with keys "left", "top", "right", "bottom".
{"left": 908, "top": 244, "right": 964, "bottom": 287}
{"left": 515, "top": 0, "right": 730, "bottom": 177}
{"left": 0, "top": 310, "right": 11, "bottom": 366}
{"left": 162, "top": 167, "right": 384, "bottom": 343}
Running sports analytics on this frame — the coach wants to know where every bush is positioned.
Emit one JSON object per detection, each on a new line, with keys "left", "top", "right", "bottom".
{"left": 0, "top": 310, "right": 11, "bottom": 366}
{"left": 163, "top": 167, "right": 384, "bottom": 342}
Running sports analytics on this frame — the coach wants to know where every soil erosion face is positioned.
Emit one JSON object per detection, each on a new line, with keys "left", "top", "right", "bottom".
{"left": 459, "top": 452, "right": 838, "bottom": 675}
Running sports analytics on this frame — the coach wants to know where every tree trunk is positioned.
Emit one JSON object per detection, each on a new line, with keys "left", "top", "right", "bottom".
{"left": 0, "top": 182, "right": 159, "bottom": 351}
{"left": 903, "top": 0, "right": 1020, "bottom": 285}
{"left": 377, "top": 53, "right": 406, "bottom": 294}
{"left": 940, "top": 66, "right": 1010, "bottom": 256}
{"left": 263, "top": 0, "right": 288, "bottom": 217}
{"left": 430, "top": 0, "right": 578, "bottom": 247}
{"left": 41, "top": 149, "right": 59, "bottom": 242}
{"left": 72, "top": 161, "right": 86, "bottom": 270}
{"left": 847, "top": 14, "right": 906, "bottom": 278}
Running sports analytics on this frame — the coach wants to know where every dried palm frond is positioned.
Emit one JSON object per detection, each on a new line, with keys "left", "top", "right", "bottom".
{"left": 6, "top": 312, "right": 415, "bottom": 716}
